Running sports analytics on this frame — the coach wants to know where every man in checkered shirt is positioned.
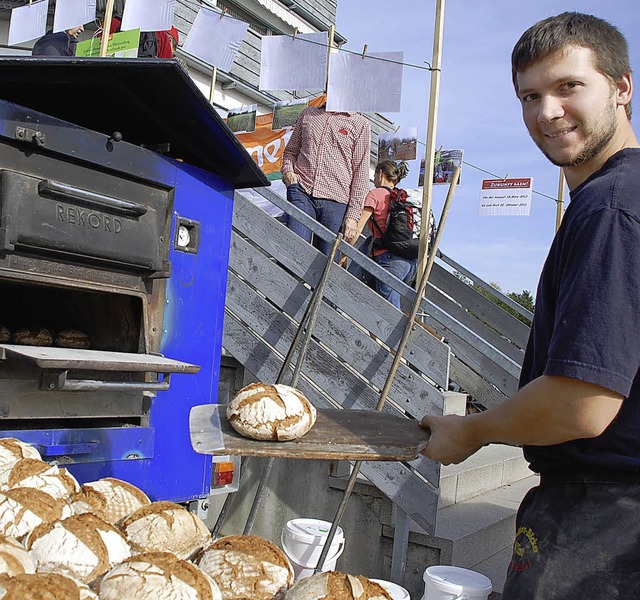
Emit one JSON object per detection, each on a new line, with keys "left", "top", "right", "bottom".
{"left": 282, "top": 105, "right": 371, "bottom": 254}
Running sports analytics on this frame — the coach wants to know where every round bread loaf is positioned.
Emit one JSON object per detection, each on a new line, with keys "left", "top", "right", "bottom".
{"left": 0, "top": 326, "right": 9, "bottom": 344}
{"left": 119, "top": 501, "right": 211, "bottom": 560}
{"left": 274, "top": 572, "right": 392, "bottom": 600}
{"left": 0, "top": 458, "right": 79, "bottom": 500}
{"left": 99, "top": 551, "right": 222, "bottom": 600}
{"left": 196, "top": 534, "right": 294, "bottom": 600}
{"left": 0, "top": 534, "right": 35, "bottom": 576}
{"left": 0, "top": 488, "right": 72, "bottom": 541}
{"left": 11, "top": 327, "right": 53, "bottom": 346}
{"left": 0, "top": 572, "right": 97, "bottom": 599}
{"left": 55, "top": 330, "right": 91, "bottom": 349}
{"left": 26, "top": 513, "right": 131, "bottom": 584}
{"left": 0, "top": 438, "right": 41, "bottom": 469}
{"left": 71, "top": 477, "right": 151, "bottom": 525}
{"left": 227, "top": 383, "right": 317, "bottom": 441}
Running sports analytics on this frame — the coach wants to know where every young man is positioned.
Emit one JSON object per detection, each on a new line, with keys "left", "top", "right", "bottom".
{"left": 282, "top": 105, "right": 371, "bottom": 254}
{"left": 420, "top": 12, "right": 640, "bottom": 599}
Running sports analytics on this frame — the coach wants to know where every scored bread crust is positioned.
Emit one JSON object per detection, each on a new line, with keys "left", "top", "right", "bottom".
{"left": 11, "top": 327, "right": 53, "bottom": 346}
{"left": 0, "top": 458, "right": 80, "bottom": 500}
{"left": 0, "top": 488, "right": 73, "bottom": 541}
{"left": 0, "top": 533, "right": 35, "bottom": 576}
{"left": 0, "top": 572, "right": 98, "bottom": 599}
{"left": 71, "top": 477, "right": 151, "bottom": 525}
{"left": 26, "top": 513, "right": 131, "bottom": 584}
{"left": 197, "top": 534, "right": 294, "bottom": 600}
{"left": 55, "top": 330, "right": 91, "bottom": 349}
{"left": 227, "top": 383, "right": 317, "bottom": 441}
{"left": 99, "top": 551, "right": 222, "bottom": 600}
{"left": 275, "top": 571, "right": 392, "bottom": 600}
{"left": 119, "top": 501, "right": 211, "bottom": 560}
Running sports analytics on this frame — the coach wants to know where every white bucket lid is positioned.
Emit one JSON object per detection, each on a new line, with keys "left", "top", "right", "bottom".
{"left": 424, "top": 566, "right": 492, "bottom": 595}
{"left": 370, "top": 578, "right": 410, "bottom": 600}
{"left": 284, "top": 518, "right": 344, "bottom": 545}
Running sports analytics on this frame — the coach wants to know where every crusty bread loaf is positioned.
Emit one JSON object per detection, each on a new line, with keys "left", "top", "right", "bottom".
{"left": 0, "top": 572, "right": 98, "bottom": 599}
{"left": 227, "top": 383, "right": 317, "bottom": 441}
{"left": 0, "top": 326, "right": 9, "bottom": 344}
{"left": 0, "top": 533, "right": 35, "bottom": 576}
{"left": 11, "top": 327, "right": 53, "bottom": 346}
{"left": 0, "top": 438, "right": 41, "bottom": 469}
{"left": 196, "top": 534, "right": 294, "bottom": 600}
{"left": 274, "top": 571, "right": 392, "bottom": 600}
{"left": 26, "top": 513, "right": 131, "bottom": 584}
{"left": 0, "top": 458, "right": 79, "bottom": 500}
{"left": 71, "top": 477, "right": 151, "bottom": 525}
{"left": 0, "top": 488, "right": 72, "bottom": 541}
{"left": 54, "top": 330, "right": 90, "bottom": 349}
{"left": 119, "top": 501, "right": 211, "bottom": 560}
{"left": 99, "top": 551, "right": 222, "bottom": 600}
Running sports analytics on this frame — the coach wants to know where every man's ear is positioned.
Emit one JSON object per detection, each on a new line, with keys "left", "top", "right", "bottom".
{"left": 616, "top": 72, "right": 633, "bottom": 108}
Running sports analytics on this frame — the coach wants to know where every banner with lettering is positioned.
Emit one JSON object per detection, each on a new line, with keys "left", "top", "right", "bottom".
{"left": 234, "top": 95, "right": 325, "bottom": 180}
{"left": 479, "top": 178, "right": 533, "bottom": 216}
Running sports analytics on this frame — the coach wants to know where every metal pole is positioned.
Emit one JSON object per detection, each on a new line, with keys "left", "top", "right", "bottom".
{"left": 418, "top": 0, "right": 446, "bottom": 279}
{"left": 242, "top": 235, "right": 343, "bottom": 535}
{"left": 314, "top": 167, "right": 460, "bottom": 574}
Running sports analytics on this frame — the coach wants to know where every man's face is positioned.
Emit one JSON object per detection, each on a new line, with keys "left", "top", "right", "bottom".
{"left": 516, "top": 46, "right": 620, "bottom": 168}
{"left": 67, "top": 25, "right": 84, "bottom": 39}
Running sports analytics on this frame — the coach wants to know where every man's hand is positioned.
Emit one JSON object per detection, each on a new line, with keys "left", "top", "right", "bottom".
{"left": 282, "top": 172, "right": 298, "bottom": 186}
{"left": 342, "top": 217, "right": 358, "bottom": 243}
{"left": 420, "top": 414, "right": 483, "bottom": 465}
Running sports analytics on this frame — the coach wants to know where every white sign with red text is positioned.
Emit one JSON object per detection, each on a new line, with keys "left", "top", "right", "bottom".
{"left": 479, "top": 178, "right": 533, "bottom": 216}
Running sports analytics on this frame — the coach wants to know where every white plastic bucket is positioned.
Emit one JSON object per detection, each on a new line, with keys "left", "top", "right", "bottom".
{"left": 281, "top": 518, "right": 345, "bottom": 580}
{"left": 422, "top": 566, "right": 492, "bottom": 600}
{"left": 371, "top": 578, "right": 411, "bottom": 600}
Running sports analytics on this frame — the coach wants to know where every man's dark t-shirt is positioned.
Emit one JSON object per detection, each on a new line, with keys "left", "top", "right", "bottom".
{"left": 520, "top": 149, "right": 640, "bottom": 474}
{"left": 32, "top": 31, "right": 76, "bottom": 57}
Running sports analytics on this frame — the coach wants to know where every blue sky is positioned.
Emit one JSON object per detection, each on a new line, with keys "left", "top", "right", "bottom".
{"left": 335, "top": 1, "right": 640, "bottom": 295}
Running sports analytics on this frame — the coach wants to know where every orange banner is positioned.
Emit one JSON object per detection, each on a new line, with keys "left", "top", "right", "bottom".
{"left": 235, "top": 95, "right": 325, "bottom": 179}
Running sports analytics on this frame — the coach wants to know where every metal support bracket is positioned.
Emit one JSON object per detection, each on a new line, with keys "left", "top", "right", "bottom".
{"left": 41, "top": 370, "right": 172, "bottom": 393}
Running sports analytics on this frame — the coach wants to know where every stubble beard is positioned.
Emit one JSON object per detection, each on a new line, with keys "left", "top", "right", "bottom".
{"left": 534, "top": 101, "right": 618, "bottom": 168}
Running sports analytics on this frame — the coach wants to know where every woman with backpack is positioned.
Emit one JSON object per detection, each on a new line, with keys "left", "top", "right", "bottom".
{"left": 342, "top": 160, "right": 418, "bottom": 309}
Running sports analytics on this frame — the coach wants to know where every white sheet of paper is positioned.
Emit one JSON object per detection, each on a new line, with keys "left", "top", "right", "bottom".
{"left": 121, "top": 0, "right": 175, "bottom": 32}
{"left": 479, "top": 178, "right": 533, "bottom": 216}
{"left": 182, "top": 8, "right": 248, "bottom": 71}
{"left": 327, "top": 51, "right": 404, "bottom": 113}
{"left": 259, "top": 31, "right": 328, "bottom": 91}
{"left": 9, "top": 0, "right": 48, "bottom": 46}
{"left": 53, "top": 0, "right": 96, "bottom": 33}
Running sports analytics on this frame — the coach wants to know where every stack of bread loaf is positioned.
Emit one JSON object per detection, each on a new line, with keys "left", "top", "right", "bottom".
{"left": 0, "top": 326, "right": 91, "bottom": 348}
{"left": 0, "top": 437, "right": 391, "bottom": 599}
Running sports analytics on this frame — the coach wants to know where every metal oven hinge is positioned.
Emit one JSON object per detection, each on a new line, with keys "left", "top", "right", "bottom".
{"left": 15, "top": 126, "right": 45, "bottom": 147}
{"left": 41, "top": 370, "right": 172, "bottom": 394}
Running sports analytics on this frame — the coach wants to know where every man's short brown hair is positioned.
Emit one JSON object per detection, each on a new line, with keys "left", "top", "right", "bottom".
{"left": 511, "top": 12, "right": 632, "bottom": 119}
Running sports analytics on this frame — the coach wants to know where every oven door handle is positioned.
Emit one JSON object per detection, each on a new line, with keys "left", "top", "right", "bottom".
{"left": 38, "top": 180, "right": 148, "bottom": 218}
{"left": 36, "top": 441, "right": 100, "bottom": 457}
{"left": 41, "top": 371, "right": 171, "bottom": 393}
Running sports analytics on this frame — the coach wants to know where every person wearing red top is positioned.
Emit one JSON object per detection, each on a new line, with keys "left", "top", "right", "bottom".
{"left": 282, "top": 105, "right": 371, "bottom": 255}
{"left": 342, "top": 160, "right": 416, "bottom": 309}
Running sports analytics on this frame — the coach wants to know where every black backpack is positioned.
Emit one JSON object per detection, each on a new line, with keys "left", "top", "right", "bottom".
{"left": 138, "top": 31, "right": 159, "bottom": 58}
{"left": 371, "top": 187, "right": 427, "bottom": 259}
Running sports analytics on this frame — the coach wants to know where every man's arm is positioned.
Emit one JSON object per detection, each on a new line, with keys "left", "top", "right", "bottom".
{"left": 420, "top": 374, "right": 623, "bottom": 465}
{"left": 344, "top": 120, "right": 372, "bottom": 235}
{"left": 282, "top": 114, "right": 304, "bottom": 186}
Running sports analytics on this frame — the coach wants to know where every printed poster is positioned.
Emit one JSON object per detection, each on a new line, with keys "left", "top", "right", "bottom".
{"left": 8, "top": 0, "right": 48, "bottom": 46}
{"left": 479, "top": 178, "right": 533, "bottom": 216}
{"left": 76, "top": 29, "right": 140, "bottom": 57}
{"left": 260, "top": 31, "right": 328, "bottom": 91}
{"left": 182, "top": 8, "right": 248, "bottom": 71}
{"left": 121, "top": 0, "right": 175, "bottom": 32}
{"left": 272, "top": 98, "right": 309, "bottom": 131}
{"left": 327, "top": 50, "right": 403, "bottom": 113}
{"left": 378, "top": 127, "right": 417, "bottom": 162}
{"left": 53, "top": 0, "right": 96, "bottom": 33}
{"left": 227, "top": 104, "right": 257, "bottom": 134}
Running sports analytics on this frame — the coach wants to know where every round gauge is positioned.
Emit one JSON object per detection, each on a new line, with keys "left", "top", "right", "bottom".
{"left": 177, "top": 225, "right": 191, "bottom": 248}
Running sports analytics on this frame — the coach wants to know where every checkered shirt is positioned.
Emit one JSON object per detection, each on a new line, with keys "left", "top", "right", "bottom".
{"left": 282, "top": 106, "right": 371, "bottom": 222}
